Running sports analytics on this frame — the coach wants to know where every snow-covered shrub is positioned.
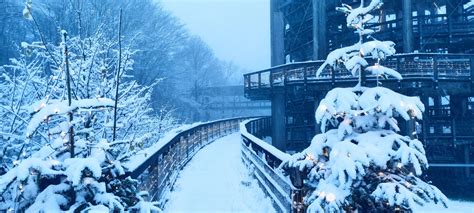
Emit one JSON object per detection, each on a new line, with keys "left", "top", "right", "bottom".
{"left": 0, "top": 8, "right": 174, "bottom": 211}
{"left": 280, "top": 1, "right": 448, "bottom": 212}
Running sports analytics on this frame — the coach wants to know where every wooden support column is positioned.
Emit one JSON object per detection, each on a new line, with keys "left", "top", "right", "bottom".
{"left": 446, "top": 0, "right": 464, "bottom": 53}
{"left": 312, "top": 0, "right": 327, "bottom": 60}
{"left": 402, "top": 0, "right": 414, "bottom": 53}
{"left": 271, "top": 87, "right": 286, "bottom": 151}
{"left": 379, "top": 8, "right": 387, "bottom": 31}
{"left": 416, "top": 3, "right": 425, "bottom": 51}
{"left": 271, "top": 0, "right": 285, "bottom": 66}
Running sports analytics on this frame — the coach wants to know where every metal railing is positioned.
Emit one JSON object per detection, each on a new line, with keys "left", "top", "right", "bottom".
{"left": 123, "top": 117, "right": 251, "bottom": 205}
{"left": 240, "top": 118, "right": 306, "bottom": 213}
{"left": 244, "top": 53, "right": 474, "bottom": 90}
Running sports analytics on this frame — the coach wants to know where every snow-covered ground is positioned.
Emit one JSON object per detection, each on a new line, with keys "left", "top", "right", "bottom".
{"left": 414, "top": 200, "right": 474, "bottom": 213}
{"left": 161, "top": 132, "right": 474, "bottom": 213}
{"left": 164, "top": 133, "right": 276, "bottom": 212}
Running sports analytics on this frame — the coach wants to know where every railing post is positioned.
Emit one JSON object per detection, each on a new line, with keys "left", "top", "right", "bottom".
{"left": 331, "top": 67, "right": 335, "bottom": 86}
{"left": 258, "top": 73, "right": 262, "bottom": 89}
{"left": 156, "top": 157, "right": 160, "bottom": 197}
{"left": 470, "top": 56, "right": 474, "bottom": 86}
{"left": 452, "top": 118, "right": 457, "bottom": 146}
{"left": 303, "top": 65, "right": 307, "bottom": 87}
{"left": 219, "top": 122, "right": 222, "bottom": 137}
{"left": 289, "top": 167, "right": 306, "bottom": 213}
{"left": 245, "top": 75, "right": 249, "bottom": 90}
{"left": 181, "top": 136, "right": 188, "bottom": 160}
{"left": 270, "top": 70, "right": 274, "bottom": 88}
{"left": 396, "top": 56, "right": 401, "bottom": 74}
{"left": 433, "top": 56, "right": 439, "bottom": 88}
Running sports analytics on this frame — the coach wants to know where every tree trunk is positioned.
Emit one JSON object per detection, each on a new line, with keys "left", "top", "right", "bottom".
{"left": 63, "top": 32, "right": 75, "bottom": 158}
{"left": 113, "top": 9, "right": 122, "bottom": 141}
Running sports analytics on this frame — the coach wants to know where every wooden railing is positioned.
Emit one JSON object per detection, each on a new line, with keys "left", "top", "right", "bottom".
{"left": 240, "top": 118, "right": 306, "bottom": 213}
{"left": 240, "top": 118, "right": 474, "bottom": 209}
{"left": 244, "top": 53, "right": 474, "bottom": 90}
{"left": 123, "top": 117, "right": 251, "bottom": 205}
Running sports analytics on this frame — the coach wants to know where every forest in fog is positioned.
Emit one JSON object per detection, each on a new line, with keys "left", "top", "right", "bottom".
{"left": 0, "top": 0, "right": 246, "bottom": 122}
{"left": 0, "top": 1, "right": 250, "bottom": 211}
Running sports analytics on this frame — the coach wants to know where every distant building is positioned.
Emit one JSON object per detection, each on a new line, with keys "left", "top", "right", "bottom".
{"left": 192, "top": 86, "right": 270, "bottom": 122}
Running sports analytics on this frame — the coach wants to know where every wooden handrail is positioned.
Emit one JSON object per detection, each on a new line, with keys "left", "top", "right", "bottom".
{"left": 244, "top": 53, "right": 474, "bottom": 89}
{"left": 241, "top": 118, "right": 307, "bottom": 213}
{"left": 121, "top": 117, "right": 255, "bottom": 205}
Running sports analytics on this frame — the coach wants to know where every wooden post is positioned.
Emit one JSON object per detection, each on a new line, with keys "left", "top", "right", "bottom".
{"left": 258, "top": 73, "right": 262, "bottom": 89}
{"left": 271, "top": 0, "right": 285, "bottom": 66}
{"left": 402, "top": 0, "right": 414, "bottom": 53}
{"left": 289, "top": 167, "right": 306, "bottom": 212}
{"left": 272, "top": 88, "right": 287, "bottom": 151}
{"left": 418, "top": 13, "right": 424, "bottom": 52}
{"left": 312, "top": 0, "right": 327, "bottom": 60}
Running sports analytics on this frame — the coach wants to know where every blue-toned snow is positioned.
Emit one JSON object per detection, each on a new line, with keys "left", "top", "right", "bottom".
{"left": 414, "top": 200, "right": 474, "bottom": 213}
{"left": 164, "top": 133, "right": 276, "bottom": 212}
{"left": 161, "top": 132, "right": 474, "bottom": 212}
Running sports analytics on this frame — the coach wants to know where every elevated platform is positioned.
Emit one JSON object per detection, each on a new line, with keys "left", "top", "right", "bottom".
{"left": 244, "top": 53, "right": 474, "bottom": 165}
{"left": 245, "top": 53, "right": 474, "bottom": 99}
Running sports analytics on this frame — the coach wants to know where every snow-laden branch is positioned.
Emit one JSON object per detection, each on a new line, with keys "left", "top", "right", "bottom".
{"left": 344, "top": 0, "right": 383, "bottom": 28}
{"left": 315, "top": 87, "right": 424, "bottom": 134}
{"left": 26, "top": 98, "right": 114, "bottom": 137}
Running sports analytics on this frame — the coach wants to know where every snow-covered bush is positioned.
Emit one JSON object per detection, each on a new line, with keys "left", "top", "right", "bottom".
{"left": 0, "top": 6, "right": 174, "bottom": 211}
{"left": 281, "top": 1, "right": 448, "bottom": 212}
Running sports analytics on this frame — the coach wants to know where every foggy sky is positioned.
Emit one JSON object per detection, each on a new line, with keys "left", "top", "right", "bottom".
{"left": 160, "top": 0, "right": 270, "bottom": 71}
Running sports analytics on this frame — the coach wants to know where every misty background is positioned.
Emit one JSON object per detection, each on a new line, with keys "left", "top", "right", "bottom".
{"left": 0, "top": 0, "right": 271, "bottom": 123}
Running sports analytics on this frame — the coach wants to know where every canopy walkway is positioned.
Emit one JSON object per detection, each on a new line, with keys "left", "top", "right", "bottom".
{"left": 121, "top": 117, "right": 474, "bottom": 212}
{"left": 165, "top": 133, "right": 275, "bottom": 212}
{"left": 121, "top": 117, "right": 301, "bottom": 212}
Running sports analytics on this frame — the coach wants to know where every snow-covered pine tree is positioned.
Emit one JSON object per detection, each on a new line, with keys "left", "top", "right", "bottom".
{"left": 281, "top": 0, "right": 448, "bottom": 212}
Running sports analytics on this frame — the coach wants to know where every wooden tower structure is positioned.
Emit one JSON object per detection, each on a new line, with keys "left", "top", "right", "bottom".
{"left": 247, "top": 0, "right": 474, "bottom": 197}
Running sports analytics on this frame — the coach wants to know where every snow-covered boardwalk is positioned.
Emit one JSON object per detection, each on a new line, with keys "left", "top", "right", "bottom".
{"left": 164, "top": 133, "right": 276, "bottom": 212}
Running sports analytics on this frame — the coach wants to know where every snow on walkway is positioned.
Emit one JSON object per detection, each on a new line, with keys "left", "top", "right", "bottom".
{"left": 164, "top": 133, "right": 276, "bottom": 213}
{"left": 414, "top": 200, "right": 474, "bottom": 213}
